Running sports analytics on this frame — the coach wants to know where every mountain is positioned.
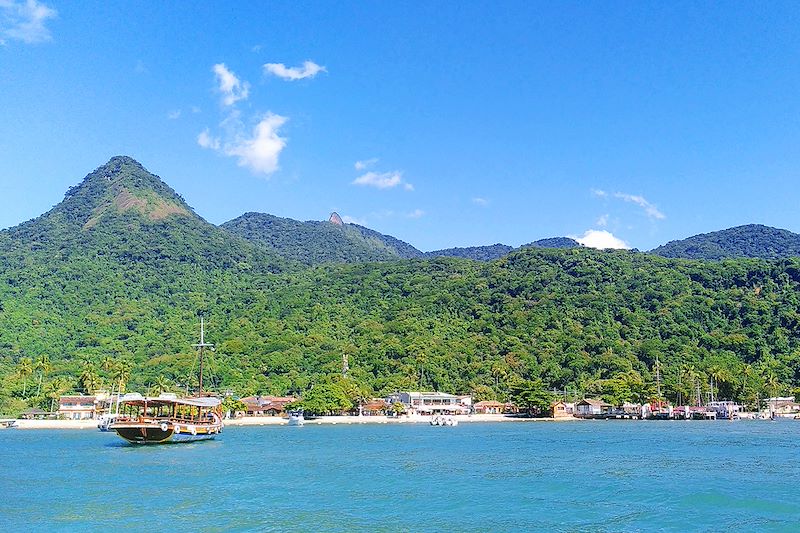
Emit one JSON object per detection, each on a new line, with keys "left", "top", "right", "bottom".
{"left": 5, "top": 156, "right": 800, "bottom": 416}
{"left": 426, "top": 237, "right": 580, "bottom": 261}
{"left": 650, "top": 224, "right": 800, "bottom": 260}
{"left": 222, "top": 212, "right": 422, "bottom": 265}
{"left": 523, "top": 237, "right": 581, "bottom": 249}
{"left": 425, "top": 244, "right": 514, "bottom": 261}
{"left": 1, "top": 156, "right": 282, "bottom": 273}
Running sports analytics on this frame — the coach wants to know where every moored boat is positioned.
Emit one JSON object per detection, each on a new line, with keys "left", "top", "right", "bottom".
{"left": 109, "top": 318, "right": 223, "bottom": 444}
{"left": 109, "top": 393, "right": 223, "bottom": 444}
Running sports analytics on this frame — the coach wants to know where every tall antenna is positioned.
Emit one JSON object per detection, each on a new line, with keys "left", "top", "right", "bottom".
{"left": 192, "top": 317, "right": 214, "bottom": 395}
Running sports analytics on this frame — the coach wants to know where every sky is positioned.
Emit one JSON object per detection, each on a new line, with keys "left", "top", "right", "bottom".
{"left": 2, "top": 2, "right": 800, "bottom": 252}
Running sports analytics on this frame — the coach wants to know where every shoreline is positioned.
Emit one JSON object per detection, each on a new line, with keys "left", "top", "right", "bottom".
{"left": 3, "top": 413, "right": 579, "bottom": 430}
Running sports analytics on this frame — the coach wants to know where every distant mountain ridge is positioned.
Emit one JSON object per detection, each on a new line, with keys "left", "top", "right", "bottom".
{"left": 650, "top": 224, "right": 800, "bottom": 260}
{"left": 222, "top": 212, "right": 423, "bottom": 265}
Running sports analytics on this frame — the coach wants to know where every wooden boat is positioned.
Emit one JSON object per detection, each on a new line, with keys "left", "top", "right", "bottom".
{"left": 109, "top": 318, "right": 223, "bottom": 444}
{"left": 109, "top": 393, "right": 223, "bottom": 444}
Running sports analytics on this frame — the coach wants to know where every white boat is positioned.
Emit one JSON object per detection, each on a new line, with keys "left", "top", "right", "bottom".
{"left": 287, "top": 411, "right": 305, "bottom": 426}
{"left": 430, "top": 415, "right": 458, "bottom": 426}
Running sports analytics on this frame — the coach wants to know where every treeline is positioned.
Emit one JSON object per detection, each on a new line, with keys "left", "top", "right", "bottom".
{"left": 2, "top": 245, "right": 800, "bottom": 414}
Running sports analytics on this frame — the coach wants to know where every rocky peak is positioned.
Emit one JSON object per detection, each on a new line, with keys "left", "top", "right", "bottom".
{"left": 329, "top": 212, "right": 344, "bottom": 226}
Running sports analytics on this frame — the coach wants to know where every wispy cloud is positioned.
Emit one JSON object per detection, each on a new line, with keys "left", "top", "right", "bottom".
{"left": 472, "top": 197, "right": 489, "bottom": 206}
{"left": 213, "top": 63, "right": 250, "bottom": 106}
{"left": 570, "top": 229, "right": 630, "bottom": 250}
{"left": 354, "top": 158, "right": 379, "bottom": 171}
{"left": 614, "top": 192, "right": 665, "bottom": 220}
{"left": 0, "top": 0, "right": 56, "bottom": 45}
{"left": 197, "top": 128, "right": 220, "bottom": 150}
{"left": 406, "top": 209, "right": 425, "bottom": 219}
{"left": 591, "top": 188, "right": 608, "bottom": 198}
{"left": 596, "top": 214, "right": 609, "bottom": 227}
{"left": 198, "top": 64, "right": 288, "bottom": 176}
{"left": 264, "top": 60, "right": 326, "bottom": 81}
{"left": 341, "top": 215, "right": 366, "bottom": 225}
{"left": 167, "top": 110, "right": 181, "bottom": 120}
{"left": 352, "top": 170, "right": 413, "bottom": 191}
{"left": 223, "top": 113, "right": 287, "bottom": 175}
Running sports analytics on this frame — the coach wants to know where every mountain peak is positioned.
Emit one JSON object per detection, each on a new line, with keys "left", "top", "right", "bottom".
{"left": 329, "top": 212, "right": 344, "bottom": 226}
{"left": 58, "top": 156, "right": 194, "bottom": 229}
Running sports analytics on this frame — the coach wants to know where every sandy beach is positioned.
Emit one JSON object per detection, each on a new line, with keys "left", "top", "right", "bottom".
{"left": 4, "top": 413, "right": 578, "bottom": 430}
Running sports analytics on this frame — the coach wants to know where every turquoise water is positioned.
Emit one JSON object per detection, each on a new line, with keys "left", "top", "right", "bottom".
{"left": 2, "top": 420, "right": 800, "bottom": 532}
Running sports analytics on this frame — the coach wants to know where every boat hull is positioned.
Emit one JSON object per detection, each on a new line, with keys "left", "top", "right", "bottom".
{"left": 111, "top": 422, "right": 222, "bottom": 444}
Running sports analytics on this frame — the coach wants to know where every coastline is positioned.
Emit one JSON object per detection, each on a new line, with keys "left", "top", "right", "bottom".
{"left": 4, "top": 413, "right": 578, "bottom": 430}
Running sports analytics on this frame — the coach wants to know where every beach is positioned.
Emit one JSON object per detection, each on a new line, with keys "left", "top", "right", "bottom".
{"left": 4, "top": 413, "right": 577, "bottom": 430}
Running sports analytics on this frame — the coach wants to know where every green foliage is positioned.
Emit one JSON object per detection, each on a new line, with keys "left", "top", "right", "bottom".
{"left": 222, "top": 212, "right": 422, "bottom": 265}
{"left": 510, "top": 379, "right": 555, "bottom": 415}
{"left": 652, "top": 224, "right": 800, "bottom": 260}
{"left": 3, "top": 158, "right": 800, "bottom": 416}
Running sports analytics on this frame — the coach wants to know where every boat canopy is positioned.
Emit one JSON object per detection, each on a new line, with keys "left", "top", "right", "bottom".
{"left": 119, "top": 393, "right": 221, "bottom": 408}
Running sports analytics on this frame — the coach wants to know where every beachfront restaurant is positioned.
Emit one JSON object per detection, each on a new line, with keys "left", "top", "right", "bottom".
{"left": 239, "top": 395, "right": 295, "bottom": 417}
{"left": 388, "top": 391, "right": 472, "bottom": 415}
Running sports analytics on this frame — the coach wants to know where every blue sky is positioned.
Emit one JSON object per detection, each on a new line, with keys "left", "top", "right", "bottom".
{"left": 2, "top": 2, "right": 800, "bottom": 251}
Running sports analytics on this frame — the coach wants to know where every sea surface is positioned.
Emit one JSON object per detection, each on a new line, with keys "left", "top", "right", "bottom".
{"left": 2, "top": 420, "right": 800, "bottom": 532}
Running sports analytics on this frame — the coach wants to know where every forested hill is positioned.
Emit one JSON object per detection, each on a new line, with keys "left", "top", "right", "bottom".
{"left": 424, "top": 238, "right": 581, "bottom": 262}
{"left": 4, "top": 157, "right": 800, "bottom": 415}
{"left": 651, "top": 224, "right": 800, "bottom": 260}
{"left": 222, "top": 212, "right": 423, "bottom": 265}
{"left": 0, "top": 156, "right": 283, "bottom": 273}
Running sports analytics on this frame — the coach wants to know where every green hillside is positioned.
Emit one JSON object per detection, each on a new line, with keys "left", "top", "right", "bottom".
{"left": 651, "top": 224, "right": 800, "bottom": 260}
{"left": 1, "top": 158, "right": 800, "bottom": 415}
{"left": 223, "top": 212, "right": 422, "bottom": 265}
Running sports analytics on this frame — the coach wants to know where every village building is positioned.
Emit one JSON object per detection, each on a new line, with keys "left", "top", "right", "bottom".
{"left": 574, "top": 398, "right": 612, "bottom": 417}
{"left": 360, "top": 399, "right": 388, "bottom": 416}
{"left": 239, "top": 395, "right": 295, "bottom": 417}
{"left": 387, "top": 391, "right": 472, "bottom": 415}
{"left": 58, "top": 395, "right": 98, "bottom": 419}
{"left": 474, "top": 400, "right": 505, "bottom": 414}
{"left": 550, "top": 401, "right": 574, "bottom": 418}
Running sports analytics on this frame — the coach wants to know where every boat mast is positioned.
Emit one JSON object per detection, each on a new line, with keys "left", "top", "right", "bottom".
{"left": 192, "top": 317, "right": 214, "bottom": 395}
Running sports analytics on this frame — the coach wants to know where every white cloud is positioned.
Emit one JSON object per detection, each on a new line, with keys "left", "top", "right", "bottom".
{"left": 570, "top": 229, "right": 630, "bottom": 250}
{"left": 354, "top": 158, "right": 378, "bottom": 171}
{"left": 591, "top": 188, "right": 608, "bottom": 198}
{"left": 191, "top": 106, "right": 201, "bottom": 114}
{"left": 197, "top": 128, "right": 220, "bottom": 150}
{"left": 264, "top": 60, "right": 326, "bottom": 81}
{"left": 352, "top": 170, "right": 412, "bottom": 190}
{"left": 213, "top": 63, "right": 250, "bottom": 106}
{"left": 0, "top": 0, "right": 56, "bottom": 44}
{"left": 222, "top": 113, "right": 288, "bottom": 175}
{"left": 614, "top": 192, "right": 665, "bottom": 220}
{"left": 406, "top": 209, "right": 425, "bottom": 219}
{"left": 341, "top": 215, "right": 366, "bottom": 225}
{"left": 596, "top": 214, "right": 609, "bottom": 227}
{"left": 134, "top": 59, "right": 147, "bottom": 74}
{"left": 167, "top": 110, "right": 181, "bottom": 120}
{"left": 472, "top": 197, "right": 489, "bottom": 206}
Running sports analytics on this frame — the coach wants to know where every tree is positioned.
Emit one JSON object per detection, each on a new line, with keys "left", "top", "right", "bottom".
{"left": 17, "top": 357, "right": 33, "bottom": 398}
{"left": 509, "top": 379, "right": 555, "bottom": 416}
{"left": 34, "top": 355, "right": 51, "bottom": 397}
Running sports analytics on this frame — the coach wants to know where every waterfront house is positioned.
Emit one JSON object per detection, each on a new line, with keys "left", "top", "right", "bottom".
{"left": 575, "top": 399, "right": 612, "bottom": 417}
{"left": 387, "top": 391, "right": 472, "bottom": 415}
{"left": 58, "top": 395, "right": 97, "bottom": 419}
{"left": 550, "top": 401, "right": 574, "bottom": 418}
{"left": 474, "top": 400, "right": 505, "bottom": 414}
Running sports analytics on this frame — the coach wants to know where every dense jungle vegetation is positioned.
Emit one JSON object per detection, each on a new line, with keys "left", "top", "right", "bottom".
{"left": 1, "top": 157, "right": 800, "bottom": 414}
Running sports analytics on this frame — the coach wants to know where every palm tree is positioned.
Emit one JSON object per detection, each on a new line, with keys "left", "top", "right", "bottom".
{"left": 34, "top": 354, "right": 51, "bottom": 397}
{"left": 79, "top": 359, "right": 99, "bottom": 394}
{"left": 153, "top": 375, "right": 171, "bottom": 396}
{"left": 17, "top": 357, "right": 33, "bottom": 398}
{"left": 45, "top": 377, "right": 71, "bottom": 413}
{"left": 112, "top": 359, "right": 133, "bottom": 393}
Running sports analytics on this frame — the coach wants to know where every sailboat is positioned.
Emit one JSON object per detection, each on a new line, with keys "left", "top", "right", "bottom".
{"left": 108, "top": 318, "right": 224, "bottom": 444}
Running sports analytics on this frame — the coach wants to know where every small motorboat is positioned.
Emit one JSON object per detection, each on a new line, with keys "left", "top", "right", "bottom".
{"left": 287, "top": 410, "right": 305, "bottom": 426}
